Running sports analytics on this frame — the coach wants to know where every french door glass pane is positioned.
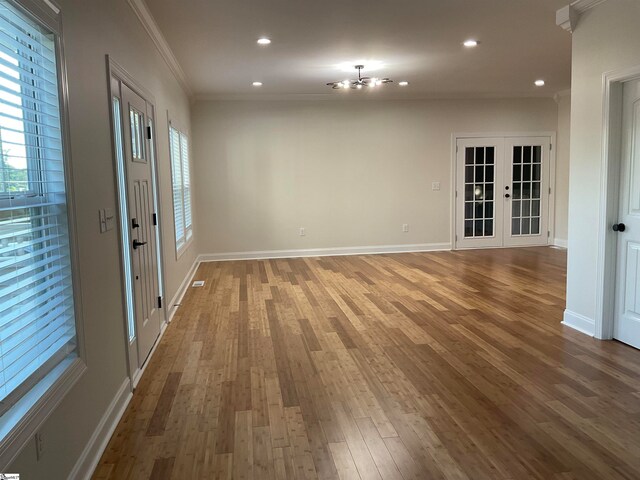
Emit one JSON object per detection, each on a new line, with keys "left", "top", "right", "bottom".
{"left": 511, "top": 144, "right": 542, "bottom": 236}
{"left": 463, "top": 146, "right": 495, "bottom": 238}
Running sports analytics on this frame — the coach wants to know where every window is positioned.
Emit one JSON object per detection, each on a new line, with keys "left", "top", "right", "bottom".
{"left": 169, "top": 125, "right": 192, "bottom": 254}
{"left": 0, "top": 0, "right": 78, "bottom": 431}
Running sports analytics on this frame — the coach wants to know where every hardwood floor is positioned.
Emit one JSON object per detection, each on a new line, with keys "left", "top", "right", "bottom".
{"left": 93, "top": 247, "right": 640, "bottom": 480}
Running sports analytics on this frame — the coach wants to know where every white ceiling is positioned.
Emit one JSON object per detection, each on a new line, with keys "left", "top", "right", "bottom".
{"left": 144, "top": 0, "right": 572, "bottom": 99}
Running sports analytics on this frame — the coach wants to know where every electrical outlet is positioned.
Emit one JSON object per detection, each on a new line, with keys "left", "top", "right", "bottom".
{"left": 299, "top": 227, "right": 306, "bottom": 236}
{"left": 402, "top": 224, "right": 409, "bottom": 233}
{"left": 35, "top": 432, "right": 44, "bottom": 461}
{"left": 432, "top": 181, "right": 441, "bottom": 191}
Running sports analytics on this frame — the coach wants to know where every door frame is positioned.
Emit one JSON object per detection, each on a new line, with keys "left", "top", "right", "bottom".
{"left": 595, "top": 65, "right": 640, "bottom": 340}
{"left": 105, "top": 56, "right": 168, "bottom": 386}
{"left": 450, "top": 131, "right": 557, "bottom": 250}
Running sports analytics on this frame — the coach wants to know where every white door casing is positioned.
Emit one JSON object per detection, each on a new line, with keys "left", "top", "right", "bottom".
{"left": 121, "top": 84, "right": 161, "bottom": 365}
{"left": 613, "top": 79, "right": 640, "bottom": 349}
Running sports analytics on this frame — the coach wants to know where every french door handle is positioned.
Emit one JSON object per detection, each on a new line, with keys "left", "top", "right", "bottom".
{"left": 133, "top": 239, "right": 147, "bottom": 249}
{"left": 504, "top": 193, "right": 511, "bottom": 199}
{"left": 612, "top": 223, "right": 626, "bottom": 232}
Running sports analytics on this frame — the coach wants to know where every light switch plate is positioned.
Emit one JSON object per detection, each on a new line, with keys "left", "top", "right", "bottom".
{"left": 104, "top": 208, "right": 115, "bottom": 232}
{"left": 432, "top": 181, "right": 441, "bottom": 191}
{"left": 98, "top": 209, "right": 107, "bottom": 233}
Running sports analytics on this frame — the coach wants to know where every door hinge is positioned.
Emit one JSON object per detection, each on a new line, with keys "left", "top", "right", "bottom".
{"left": 547, "top": 230, "right": 550, "bottom": 238}
{"left": 152, "top": 213, "right": 157, "bottom": 226}
{"left": 456, "top": 145, "right": 459, "bottom": 153}
{"left": 455, "top": 190, "right": 458, "bottom": 198}
{"left": 158, "top": 296, "right": 162, "bottom": 309}
{"left": 549, "top": 143, "right": 552, "bottom": 151}
{"left": 455, "top": 234, "right": 458, "bottom": 241}
{"left": 146, "top": 126, "right": 152, "bottom": 140}
{"left": 549, "top": 187, "right": 552, "bottom": 195}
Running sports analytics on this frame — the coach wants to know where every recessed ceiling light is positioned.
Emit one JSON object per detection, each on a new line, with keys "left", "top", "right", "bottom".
{"left": 257, "top": 38, "right": 271, "bottom": 45}
{"left": 398, "top": 81, "right": 409, "bottom": 86}
{"left": 252, "top": 81, "right": 263, "bottom": 87}
{"left": 463, "top": 39, "right": 478, "bottom": 47}
{"left": 534, "top": 79, "right": 545, "bottom": 87}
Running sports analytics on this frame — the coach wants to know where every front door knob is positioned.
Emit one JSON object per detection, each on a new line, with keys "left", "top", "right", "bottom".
{"left": 612, "top": 223, "right": 626, "bottom": 232}
{"left": 505, "top": 193, "right": 511, "bottom": 198}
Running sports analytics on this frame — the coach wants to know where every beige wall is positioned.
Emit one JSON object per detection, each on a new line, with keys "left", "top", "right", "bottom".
{"left": 564, "top": 0, "right": 640, "bottom": 334}
{"left": 8, "top": 0, "right": 196, "bottom": 477}
{"left": 192, "top": 98, "right": 559, "bottom": 255}
{"left": 554, "top": 92, "right": 571, "bottom": 245}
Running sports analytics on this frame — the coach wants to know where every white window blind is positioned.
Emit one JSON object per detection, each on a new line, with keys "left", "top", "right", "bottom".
{"left": 169, "top": 125, "right": 192, "bottom": 252}
{"left": 0, "top": 0, "right": 77, "bottom": 415}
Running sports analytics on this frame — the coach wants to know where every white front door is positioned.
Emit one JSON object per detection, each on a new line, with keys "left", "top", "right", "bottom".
{"left": 121, "top": 84, "right": 161, "bottom": 365}
{"left": 614, "top": 78, "right": 640, "bottom": 349}
{"left": 455, "top": 135, "right": 552, "bottom": 249}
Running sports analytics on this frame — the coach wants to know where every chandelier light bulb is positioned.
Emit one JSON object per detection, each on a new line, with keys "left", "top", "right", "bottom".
{"left": 327, "top": 65, "right": 393, "bottom": 91}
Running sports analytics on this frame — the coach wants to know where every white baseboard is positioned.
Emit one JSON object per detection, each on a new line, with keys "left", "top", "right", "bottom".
{"left": 131, "top": 318, "right": 169, "bottom": 389}
{"left": 167, "top": 257, "right": 201, "bottom": 322}
{"left": 198, "top": 242, "right": 452, "bottom": 262}
{"left": 68, "top": 378, "right": 132, "bottom": 480}
{"left": 562, "top": 309, "right": 595, "bottom": 337}
{"left": 75, "top": 257, "right": 201, "bottom": 479}
{"left": 553, "top": 238, "right": 568, "bottom": 248}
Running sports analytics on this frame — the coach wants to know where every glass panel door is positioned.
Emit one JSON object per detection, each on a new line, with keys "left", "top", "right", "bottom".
{"left": 503, "top": 137, "right": 550, "bottom": 247}
{"left": 456, "top": 138, "right": 504, "bottom": 249}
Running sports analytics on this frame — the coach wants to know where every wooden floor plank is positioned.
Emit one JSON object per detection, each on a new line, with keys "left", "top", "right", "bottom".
{"left": 93, "top": 247, "right": 640, "bottom": 480}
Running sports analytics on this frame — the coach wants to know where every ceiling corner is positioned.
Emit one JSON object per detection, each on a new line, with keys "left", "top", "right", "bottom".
{"left": 126, "top": 0, "right": 193, "bottom": 97}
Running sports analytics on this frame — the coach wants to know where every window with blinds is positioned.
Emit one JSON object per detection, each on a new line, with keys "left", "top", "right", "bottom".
{"left": 169, "top": 125, "right": 192, "bottom": 253}
{"left": 0, "top": 0, "right": 77, "bottom": 416}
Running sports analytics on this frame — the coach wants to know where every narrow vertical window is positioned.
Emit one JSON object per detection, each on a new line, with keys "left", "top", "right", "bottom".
{"left": 169, "top": 125, "right": 191, "bottom": 254}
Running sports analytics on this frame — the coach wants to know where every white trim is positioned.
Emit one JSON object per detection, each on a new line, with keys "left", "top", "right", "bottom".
{"left": 67, "top": 378, "right": 132, "bottom": 480}
{"left": 553, "top": 238, "right": 568, "bottom": 248}
{"left": 562, "top": 309, "right": 596, "bottom": 336}
{"left": 130, "top": 319, "right": 168, "bottom": 388}
{"left": 595, "top": 65, "right": 640, "bottom": 340}
{"left": 42, "top": 0, "right": 60, "bottom": 14}
{"left": 198, "top": 243, "right": 451, "bottom": 263}
{"left": 0, "top": 358, "right": 86, "bottom": 469}
{"left": 571, "top": 0, "right": 608, "bottom": 14}
{"left": 557, "top": 0, "right": 609, "bottom": 32}
{"left": 168, "top": 257, "right": 200, "bottom": 322}
{"left": 77, "top": 256, "right": 199, "bottom": 479}
{"left": 193, "top": 92, "right": 559, "bottom": 102}
{"left": 125, "top": 0, "right": 192, "bottom": 96}
{"left": 554, "top": 89, "right": 571, "bottom": 103}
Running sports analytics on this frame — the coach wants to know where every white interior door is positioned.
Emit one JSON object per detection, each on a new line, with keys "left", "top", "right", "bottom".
{"left": 503, "top": 138, "right": 550, "bottom": 247}
{"left": 455, "top": 136, "right": 551, "bottom": 249}
{"left": 614, "top": 78, "right": 640, "bottom": 349}
{"left": 121, "top": 84, "right": 161, "bottom": 365}
{"left": 456, "top": 138, "right": 505, "bottom": 248}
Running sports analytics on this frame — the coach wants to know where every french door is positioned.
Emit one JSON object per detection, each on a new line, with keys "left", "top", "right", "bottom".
{"left": 455, "top": 136, "right": 551, "bottom": 249}
{"left": 613, "top": 78, "right": 640, "bottom": 349}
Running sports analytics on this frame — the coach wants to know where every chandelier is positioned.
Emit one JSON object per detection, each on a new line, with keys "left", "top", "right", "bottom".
{"left": 327, "top": 65, "right": 393, "bottom": 90}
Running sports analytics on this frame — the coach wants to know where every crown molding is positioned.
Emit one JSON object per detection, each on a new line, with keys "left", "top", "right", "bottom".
{"left": 192, "top": 91, "right": 558, "bottom": 103}
{"left": 553, "top": 89, "right": 571, "bottom": 103}
{"left": 556, "top": 0, "right": 609, "bottom": 33}
{"left": 126, "top": 0, "right": 192, "bottom": 97}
